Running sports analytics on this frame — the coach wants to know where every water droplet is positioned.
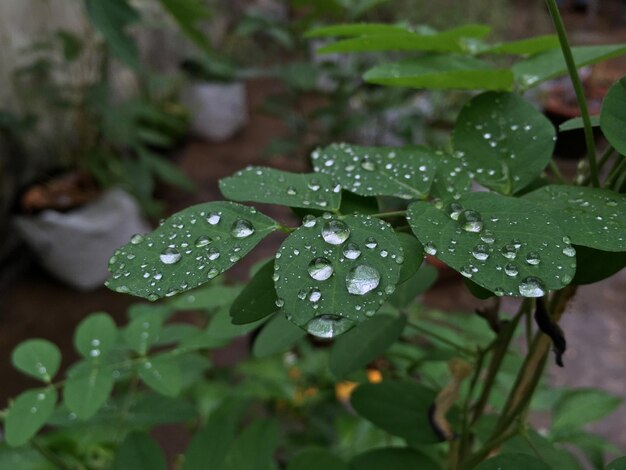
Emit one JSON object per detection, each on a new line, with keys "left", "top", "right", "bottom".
{"left": 306, "top": 315, "right": 354, "bottom": 339}
{"left": 472, "top": 245, "right": 489, "bottom": 261}
{"left": 562, "top": 246, "right": 576, "bottom": 257}
{"left": 343, "top": 243, "right": 361, "bottom": 259}
{"left": 308, "top": 257, "right": 334, "bottom": 281}
{"left": 525, "top": 252, "right": 541, "bottom": 265}
{"left": 504, "top": 264, "right": 518, "bottom": 277}
{"left": 297, "top": 289, "right": 307, "bottom": 300}
{"left": 207, "top": 268, "right": 219, "bottom": 279}
{"left": 364, "top": 237, "right": 377, "bottom": 249}
{"left": 459, "top": 210, "right": 483, "bottom": 233}
{"left": 380, "top": 250, "right": 388, "bottom": 258}
{"left": 160, "top": 247, "right": 181, "bottom": 265}
{"left": 321, "top": 220, "right": 350, "bottom": 245}
{"left": 562, "top": 236, "right": 571, "bottom": 244}
{"left": 501, "top": 244, "right": 517, "bottom": 260}
{"left": 231, "top": 219, "right": 255, "bottom": 238}
{"left": 308, "top": 180, "right": 321, "bottom": 191}
{"left": 460, "top": 265, "right": 474, "bottom": 278}
{"left": 275, "top": 298, "right": 285, "bottom": 308}
{"left": 148, "top": 293, "right": 159, "bottom": 301}
{"left": 518, "top": 277, "right": 546, "bottom": 297}
{"left": 302, "top": 215, "right": 317, "bottom": 228}
{"left": 424, "top": 242, "right": 437, "bottom": 256}
{"left": 309, "top": 288, "right": 322, "bottom": 302}
{"left": 606, "top": 199, "right": 618, "bottom": 207}
{"left": 287, "top": 186, "right": 297, "bottom": 195}
{"left": 448, "top": 202, "right": 464, "bottom": 220}
{"left": 361, "top": 160, "right": 376, "bottom": 171}
{"left": 207, "top": 212, "right": 221, "bottom": 225}
{"left": 130, "top": 234, "right": 144, "bottom": 245}
{"left": 480, "top": 231, "right": 495, "bottom": 244}
{"left": 208, "top": 248, "right": 220, "bottom": 260}
{"left": 195, "top": 236, "right": 211, "bottom": 247}
{"left": 346, "top": 265, "right": 380, "bottom": 295}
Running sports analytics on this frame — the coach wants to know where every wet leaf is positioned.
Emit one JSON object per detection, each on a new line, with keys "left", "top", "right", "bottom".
{"left": 124, "top": 312, "right": 164, "bottom": 355}
{"left": 106, "top": 202, "right": 278, "bottom": 300}
{"left": 513, "top": 44, "right": 626, "bottom": 89}
{"left": 430, "top": 151, "right": 472, "bottom": 201}
{"left": 571, "top": 246, "right": 626, "bottom": 285}
{"left": 252, "top": 314, "right": 307, "bottom": 358}
{"left": 74, "top": 313, "right": 118, "bottom": 359}
{"left": 407, "top": 193, "right": 576, "bottom": 297}
{"left": 452, "top": 91, "right": 556, "bottom": 194}
{"left": 11, "top": 340, "right": 61, "bottom": 383}
{"left": 138, "top": 355, "right": 182, "bottom": 397}
{"left": 363, "top": 54, "right": 514, "bottom": 91}
{"left": 600, "top": 77, "right": 626, "bottom": 156}
{"left": 63, "top": 362, "right": 114, "bottom": 419}
{"left": 330, "top": 314, "right": 406, "bottom": 378}
{"left": 389, "top": 263, "right": 438, "bottom": 309}
{"left": 5, "top": 388, "right": 57, "bottom": 447}
{"left": 220, "top": 167, "right": 342, "bottom": 212}
{"left": 559, "top": 115, "right": 600, "bottom": 132}
{"left": 230, "top": 260, "right": 278, "bottom": 325}
{"left": 114, "top": 432, "right": 166, "bottom": 470}
{"left": 524, "top": 185, "right": 626, "bottom": 251}
{"left": 312, "top": 143, "right": 437, "bottom": 199}
{"left": 274, "top": 214, "right": 403, "bottom": 338}
{"left": 396, "top": 233, "right": 424, "bottom": 283}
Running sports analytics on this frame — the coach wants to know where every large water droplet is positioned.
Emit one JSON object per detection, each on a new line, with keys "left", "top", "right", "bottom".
{"left": 343, "top": 243, "right": 361, "bottom": 260}
{"left": 459, "top": 210, "right": 483, "bottom": 233}
{"left": 364, "top": 237, "right": 378, "bottom": 249}
{"left": 346, "top": 265, "right": 380, "bottom": 295}
{"left": 306, "top": 315, "right": 354, "bottom": 339}
{"left": 472, "top": 244, "right": 489, "bottom": 261}
{"left": 207, "top": 212, "right": 221, "bottom": 225}
{"left": 160, "top": 247, "right": 181, "bottom": 265}
{"left": 308, "top": 257, "right": 334, "bottom": 281}
{"left": 302, "top": 215, "right": 317, "bottom": 228}
{"left": 562, "top": 246, "right": 576, "bottom": 257}
{"left": 480, "top": 230, "right": 495, "bottom": 244}
{"left": 208, "top": 248, "right": 220, "bottom": 260}
{"left": 195, "top": 236, "right": 211, "bottom": 247}
{"left": 231, "top": 219, "right": 255, "bottom": 238}
{"left": 526, "top": 252, "right": 541, "bottom": 265}
{"left": 309, "top": 288, "right": 321, "bottom": 302}
{"left": 448, "top": 202, "right": 464, "bottom": 220}
{"left": 424, "top": 242, "right": 437, "bottom": 256}
{"left": 504, "top": 264, "right": 518, "bottom": 277}
{"left": 130, "top": 234, "right": 144, "bottom": 245}
{"left": 321, "top": 220, "right": 350, "bottom": 245}
{"left": 361, "top": 160, "right": 376, "bottom": 171}
{"left": 287, "top": 186, "right": 297, "bottom": 195}
{"left": 518, "top": 277, "right": 546, "bottom": 297}
{"left": 501, "top": 244, "right": 518, "bottom": 260}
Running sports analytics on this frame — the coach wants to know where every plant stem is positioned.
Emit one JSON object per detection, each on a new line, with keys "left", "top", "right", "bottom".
{"left": 370, "top": 210, "right": 407, "bottom": 219}
{"left": 548, "top": 160, "right": 566, "bottom": 184}
{"left": 604, "top": 156, "right": 626, "bottom": 189}
{"left": 545, "top": 0, "right": 599, "bottom": 187}
{"left": 31, "top": 439, "right": 72, "bottom": 470}
{"left": 406, "top": 321, "right": 475, "bottom": 357}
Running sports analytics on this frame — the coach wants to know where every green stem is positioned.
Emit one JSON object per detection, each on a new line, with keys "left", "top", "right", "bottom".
{"left": 548, "top": 160, "right": 566, "bottom": 184}
{"left": 604, "top": 156, "right": 626, "bottom": 189}
{"left": 545, "top": 0, "right": 599, "bottom": 187}
{"left": 370, "top": 210, "right": 407, "bottom": 219}
{"left": 598, "top": 145, "right": 616, "bottom": 170}
{"left": 406, "top": 321, "right": 475, "bottom": 357}
{"left": 31, "top": 439, "right": 72, "bottom": 470}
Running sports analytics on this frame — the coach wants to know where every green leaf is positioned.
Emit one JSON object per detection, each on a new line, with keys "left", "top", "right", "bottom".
{"left": 349, "top": 448, "right": 439, "bottom": 470}
{"left": 389, "top": 263, "right": 438, "bottom": 309}
{"left": 85, "top": 0, "right": 140, "bottom": 69}
{"left": 452, "top": 91, "right": 556, "bottom": 194}
{"left": 74, "top": 313, "right": 117, "bottom": 359}
{"left": 317, "top": 24, "right": 491, "bottom": 54}
{"left": 407, "top": 193, "right": 576, "bottom": 297}
{"left": 607, "top": 457, "right": 626, "bottom": 470}
{"left": 106, "top": 202, "right": 278, "bottom": 300}
{"left": 524, "top": 185, "right": 626, "bottom": 251}
{"left": 559, "top": 115, "right": 600, "bottom": 132}
{"left": 124, "top": 312, "right": 164, "bottom": 355}
{"left": 5, "top": 388, "right": 57, "bottom": 447}
{"left": 601, "top": 77, "right": 626, "bottom": 156}
{"left": 63, "top": 362, "right": 114, "bottom": 419}
{"left": 252, "top": 314, "right": 307, "bottom": 358}
{"left": 476, "top": 453, "right": 551, "bottom": 470}
{"left": 305, "top": 23, "right": 409, "bottom": 38}
{"left": 513, "top": 44, "right": 626, "bottom": 89}
{"left": 12, "top": 339, "right": 61, "bottom": 383}
{"left": 288, "top": 448, "right": 348, "bottom": 470}
{"left": 552, "top": 388, "right": 622, "bottom": 431}
{"left": 501, "top": 430, "right": 582, "bottom": 470}
{"left": 364, "top": 54, "right": 514, "bottom": 91}
{"left": 430, "top": 151, "right": 472, "bottom": 201}
{"left": 571, "top": 246, "right": 626, "bottom": 285}
{"left": 156, "top": 0, "right": 212, "bottom": 54}
{"left": 351, "top": 381, "right": 440, "bottom": 444}
{"left": 396, "top": 233, "right": 423, "bottom": 283}
{"left": 138, "top": 355, "right": 183, "bottom": 397}
{"left": 206, "top": 307, "right": 268, "bottom": 341}
{"left": 479, "top": 35, "right": 559, "bottom": 55}
{"left": 330, "top": 314, "right": 406, "bottom": 378}
{"left": 113, "top": 432, "right": 166, "bottom": 470}
{"left": 312, "top": 143, "right": 437, "bottom": 199}
{"left": 230, "top": 261, "right": 278, "bottom": 325}
{"left": 0, "top": 444, "right": 55, "bottom": 470}
{"left": 222, "top": 420, "right": 278, "bottom": 470}
{"left": 275, "top": 214, "right": 403, "bottom": 338}
{"left": 183, "top": 398, "right": 247, "bottom": 470}
{"left": 168, "top": 284, "right": 241, "bottom": 311}
{"left": 220, "top": 167, "right": 342, "bottom": 211}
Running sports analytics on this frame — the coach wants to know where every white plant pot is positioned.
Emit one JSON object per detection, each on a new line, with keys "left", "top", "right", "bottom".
{"left": 14, "top": 188, "right": 151, "bottom": 290}
{"left": 182, "top": 81, "right": 248, "bottom": 142}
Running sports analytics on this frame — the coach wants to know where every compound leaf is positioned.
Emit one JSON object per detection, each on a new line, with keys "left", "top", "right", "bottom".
{"left": 138, "top": 355, "right": 183, "bottom": 397}
{"left": 74, "top": 313, "right": 118, "bottom": 359}
{"left": 253, "top": 314, "right": 307, "bottom": 358}
{"left": 5, "top": 388, "right": 57, "bottom": 447}
{"left": 230, "top": 260, "right": 278, "bottom": 325}
{"left": 11, "top": 339, "right": 61, "bottom": 383}
{"left": 63, "top": 362, "right": 115, "bottom": 419}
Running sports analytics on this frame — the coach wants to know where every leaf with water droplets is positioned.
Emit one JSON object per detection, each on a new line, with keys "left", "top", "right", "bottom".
{"left": 138, "top": 354, "right": 183, "bottom": 397}
{"left": 5, "top": 388, "right": 57, "bottom": 446}
{"left": 600, "top": 77, "right": 626, "bottom": 156}
{"left": 407, "top": 192, "right": 576, "bottom": 297}
{"left": 329, "top": 314, "right": 406, "bottom": 378}
{"left": 363, "top": 54, "right": 514, "bottom": 91}
{"left": 312, "top": 143, "right": 437, "bottom": 199}
{"left": 396, "top": 233, "right": 423, "bottom": 283}
{"left": 430, "top": 151, "right": 472, "bottom": 201}
{"left": 513, "top": 44, "right": 626, "bottom": 89}
{"left": 124, "top": 312, "right": 164, "bottom": 355}
{"left": 252, "top": 314, "right": 307, "bottom": 358}
{"left": 11, "top": 339, "right": 61, "bottom": 384}
{"left": 275, "top": 214, "right": 403, "bottom": 338}
{"left": 524, "top": 185, "right": 626, "bottom": 251}
{"left": 452, "top": 91, "right": 556, "bottom": 194}
{"left": 219, "top": 167, "right": 342, "bottom": 211}
{"left": 63, "top": 361, "right": 114, "bottom": 419}
{"left": 106, "top": 202, "right": 278, "bottom": 300}
{"left": 74, "top": 313, "right": 117, "bottom": 359}
{"left": 230, "top": 260, "right": 278, "bottom": 325}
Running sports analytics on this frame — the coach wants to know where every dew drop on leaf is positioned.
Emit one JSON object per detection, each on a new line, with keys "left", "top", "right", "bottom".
{"left": 526, "top": 252, "right": 541, "bottom": 265}
{"left": 424, "top": 242, "right": 437, "bottom": 256}
{"left": 459, "top": 210, "right": 483, "bottom": 233}
{"left": 480, "top": 230, "right": 495, "bottom": 244}
{"left": 321, "top": 220, "right": 350, "bottom": 245}
{"left": 207, "top": 212, "right": 221, "bottom": 225}
{"left": 308, "top": 257, "right": 334, "bottom": 281}
{"left": 130, "top": 234, "right": 144, "bottom": 245}
{"left": 364, "top": 237, "right": 378, "bottom": 249}
{"left": 504, "top": 264, "right": 519, "bottom": 277}
{"left": 309, "top": 288, "right": 321, "bottom": 303}
{"left": 343, "top": 242, "right": 361, "bottom": 259}
{"left": 518, "top": 276, "right": 546, "bottom": 297}
{"left": 306, "top": 314, "right": 354, "bottom": 339}
{"left": 302, "top": 215, "right": 316, "bottom": 228}
{"left": 195, "top": 236, "right": 211, "bottom": 247}
{"left": 448, "top": 202, "right": 464, "bottom": 220}
{"left": 346, "top": 265, "right": 381, "bottom": 295}
{"left": 160, "top": 247, "right": 181, "bottom": 265}
{"left": 472, "top": 244, "right": 489, "bottom": 261}
{"left": 501, "top": 244, "right": 518, "bottom": 260}
{"left": 231, "top": 219, "right": 255, "bottom": 238}
{"left": 562, "top": 246, "right": 576, "bottom": 257}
